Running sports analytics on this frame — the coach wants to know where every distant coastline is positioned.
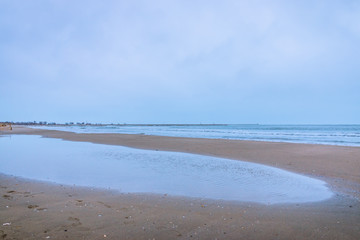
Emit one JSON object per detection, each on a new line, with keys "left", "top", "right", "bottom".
{"left": 2, "top": 122, "right": 232, "bottom": 127}
{"left": 2, "top": 121, "right": 359, "bottom": 126}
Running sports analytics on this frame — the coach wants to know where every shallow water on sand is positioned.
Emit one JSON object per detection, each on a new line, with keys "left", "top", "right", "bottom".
{"left": 0, "top": 135, "right": 333, "bottom": 204}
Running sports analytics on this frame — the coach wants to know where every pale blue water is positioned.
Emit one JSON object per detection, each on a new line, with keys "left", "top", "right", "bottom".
{"left": 0, "top": 135, "right": 333, "bottom": 204}
{"left": 32, "top": 124, "right": 360, "bottom": 146}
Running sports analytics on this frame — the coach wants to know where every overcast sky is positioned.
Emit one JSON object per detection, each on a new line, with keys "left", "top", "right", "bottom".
{"left": 1, "top": 0, "right": 359, "bottom": 124}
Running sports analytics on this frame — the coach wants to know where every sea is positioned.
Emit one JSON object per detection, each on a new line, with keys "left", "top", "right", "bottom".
{"left": 31, "top": 124, "right": 360, "bottom": 147}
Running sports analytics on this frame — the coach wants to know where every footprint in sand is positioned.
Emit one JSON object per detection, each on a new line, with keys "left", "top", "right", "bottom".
{"left": 58, "top": 217, "right": 89, "bottom": 233}
{"left": 27, "top": 204, "right": 39, "bottom": 209}
{"left": 27, "top": 205, "right": 47, "bottom": 211}
{"left": 75, "top": 199, "right": 87, "bottom": 207}
{"left": 2, "top": 195, "right": 12, "bottom": 200}
{"left": 68, "top": 217, "right": 82, "bottom": 227}
{"left": 3, "top": 189, "right": 39, "bottom": 198}
{"left": 97, "top": 201, "right": 112, "bottom": 209}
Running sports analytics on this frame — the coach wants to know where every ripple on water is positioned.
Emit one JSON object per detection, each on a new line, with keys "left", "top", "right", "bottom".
{"left": 0, "top": 135, "right": 333, "bottom": 204}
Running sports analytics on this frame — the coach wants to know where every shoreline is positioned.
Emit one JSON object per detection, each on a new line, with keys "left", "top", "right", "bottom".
{"left": 1, "top": 173, "right": 359, "bottom": 240}
{"left": 1, "top": 126, "right": 360, "bottom": 239}
{"left": 1, "top": 126, "right": 360, "bottom": 199}
{"left": 27, "top": 124, "right": 360, "bottom": 147}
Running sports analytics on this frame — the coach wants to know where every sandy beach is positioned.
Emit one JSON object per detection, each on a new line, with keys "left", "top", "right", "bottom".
{"left": 1, "top": 126, "right": 359, "bottom": 239}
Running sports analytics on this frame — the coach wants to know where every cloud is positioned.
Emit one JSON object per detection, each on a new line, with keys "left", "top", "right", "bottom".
{"left": 0, "top": 0, "right": 359, "bottom": 123}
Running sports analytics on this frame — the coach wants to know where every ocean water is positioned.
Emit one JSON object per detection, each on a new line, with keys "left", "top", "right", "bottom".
{"left": 32, "top": 124, "right": 360, "bottom": 146}
{"left": 0, "top": 135, "right": 333, "bottom": 204}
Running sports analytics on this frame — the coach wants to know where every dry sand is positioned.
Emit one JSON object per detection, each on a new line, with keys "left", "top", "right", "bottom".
{"left": 0, "top": 126, "right": 359, "bottom": 239}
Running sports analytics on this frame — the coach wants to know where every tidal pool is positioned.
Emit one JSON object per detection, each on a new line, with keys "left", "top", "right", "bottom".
{"left": 0, "top": 135, "right": 333, "bottom": 204}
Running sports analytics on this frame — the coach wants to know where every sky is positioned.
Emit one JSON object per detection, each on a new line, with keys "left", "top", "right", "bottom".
{"left": 1, "top": 0, "right": 359, "bottom": 124}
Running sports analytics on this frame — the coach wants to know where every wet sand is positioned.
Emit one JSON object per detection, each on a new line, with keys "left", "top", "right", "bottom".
{"left": 0, "top": 126, "right": 359, "bottom": 239}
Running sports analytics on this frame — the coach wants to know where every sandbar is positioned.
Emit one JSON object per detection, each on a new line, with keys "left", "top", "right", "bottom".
{"left": 0, "top": 126, "right": 359, "bottom": 239}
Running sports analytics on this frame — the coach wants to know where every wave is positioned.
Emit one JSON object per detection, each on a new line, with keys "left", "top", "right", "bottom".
{"left": 31, "top": 124, "right": 360, "bottom": 147}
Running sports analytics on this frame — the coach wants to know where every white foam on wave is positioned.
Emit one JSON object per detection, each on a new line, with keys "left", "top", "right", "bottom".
{"left": 30, "top": 124, "right": 360, "bottom": 146}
